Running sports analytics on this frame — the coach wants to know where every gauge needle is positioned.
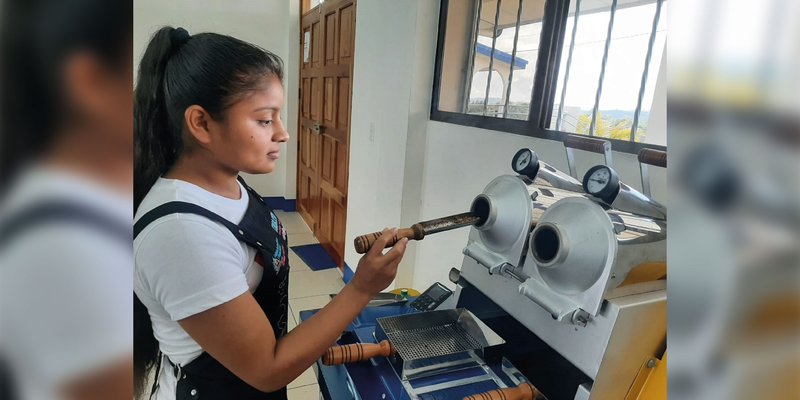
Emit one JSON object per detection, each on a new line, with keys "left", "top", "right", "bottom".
{"left": 589, "top": 178, "right": 606, "bottom": 184}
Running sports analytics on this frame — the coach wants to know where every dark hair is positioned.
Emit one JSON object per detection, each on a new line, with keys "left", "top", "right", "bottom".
{"left": 133, "top": 27, "right": 283, "bottom": 397}
{"left": 134, "top": 27, "right": 284, "bottom": 208}
{"left": 0, "top": 0, "right": 131, "bottom": 188}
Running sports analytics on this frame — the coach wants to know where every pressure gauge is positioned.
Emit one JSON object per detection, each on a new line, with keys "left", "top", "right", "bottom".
{"left": 582, "top": 165, "right": 620, "bottom": 203}
{"left": 511, "top": 148, "right": 540, "bottom": 179}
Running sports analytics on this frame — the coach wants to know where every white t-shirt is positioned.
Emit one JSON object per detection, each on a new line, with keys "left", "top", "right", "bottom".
{"left": 0, "top": 167, "right": 133, "bottom": 400}
{"left": 133, "top": 178, "right": 264, "bottom": 399}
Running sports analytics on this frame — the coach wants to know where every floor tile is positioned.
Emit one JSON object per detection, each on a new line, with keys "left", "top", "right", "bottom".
{"left": 288, "top": 249, "right": 312, "bottom": 273}
{"left": 287, "top": 384, "right": 320, "bottom": 400}
{"left": 287, "top": 303, "right": 298, "bottom": 331}
{"left": 289, "top": 294, "right": 332, "bottom": 323}
{"left": 288, "top": 232, "right": 319, "bottom": 246}
{"left": 288, "top": 366, "right": 318, "bottom": 389}
{"left": 289, "top": 269, "right": 344, "bottom": 299}
{"left": 276, "top": 211, "right": 313, "bottom": 235}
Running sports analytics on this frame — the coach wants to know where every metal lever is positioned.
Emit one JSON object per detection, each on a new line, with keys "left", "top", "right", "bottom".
{"left": 637, "top": 148, "right": 666, "bottom": 197}
{"left": 563, "top": 134, "right": 612, "bottom": 179}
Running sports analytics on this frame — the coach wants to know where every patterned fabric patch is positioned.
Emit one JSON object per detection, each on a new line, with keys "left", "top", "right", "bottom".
{"left": 270, "top": 212, "right": 279, "bottom": 233}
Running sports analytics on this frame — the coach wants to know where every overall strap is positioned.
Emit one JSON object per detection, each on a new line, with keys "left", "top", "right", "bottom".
{"left": 236, "top": 176, "right": 266, "bottom": 206}
{"left": 133, "top": 201, "right": 253, "bottom": 243}
{"left": 0, "top": 200, "right": 131, "bottom": 248}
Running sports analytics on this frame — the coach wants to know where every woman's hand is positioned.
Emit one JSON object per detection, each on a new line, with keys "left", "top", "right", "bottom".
{"left": 350, "top": 228, "right": 408, "bottom": 297}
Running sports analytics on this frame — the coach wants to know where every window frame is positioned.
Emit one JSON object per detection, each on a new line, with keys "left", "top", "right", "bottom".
{"left": 430, "top": 0, "right": 667, "bottom": 154}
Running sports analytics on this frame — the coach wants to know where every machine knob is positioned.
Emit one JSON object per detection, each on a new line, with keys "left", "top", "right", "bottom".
{"left": 448, "top": 267, "right": 461, "bottom": 284}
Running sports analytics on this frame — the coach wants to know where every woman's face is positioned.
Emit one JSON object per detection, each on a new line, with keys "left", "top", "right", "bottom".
{"left": 207, "top": 75, "right": 289, "bottom": 174}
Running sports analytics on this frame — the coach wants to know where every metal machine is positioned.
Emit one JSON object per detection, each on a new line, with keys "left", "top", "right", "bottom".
{"left": 307, "top": 144, "right": 667, "bottom": 400}
{"left": 458, "top": 146, "right": 667, "bottom": 399}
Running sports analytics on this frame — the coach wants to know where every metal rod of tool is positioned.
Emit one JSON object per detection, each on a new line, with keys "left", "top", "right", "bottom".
{"left": 321, "top": 340, "right": 394, "bottom": 365}
{"left": 354, "top": 212, "right": 481, "bottom": 254}
{"left": 463, "top": 382, "right": 542, "bottom": 400}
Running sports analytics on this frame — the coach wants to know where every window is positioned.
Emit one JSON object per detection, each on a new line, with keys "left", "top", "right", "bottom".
{"left": 432, "top": 0, "right": 667, "bottom": 151}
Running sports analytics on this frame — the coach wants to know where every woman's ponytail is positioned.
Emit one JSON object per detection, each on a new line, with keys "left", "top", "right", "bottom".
{"left": 134, "top": 26, "right": 186, "bottom": 210}
{"left": 133, "top": 26, "right": 185, "bottom": 398}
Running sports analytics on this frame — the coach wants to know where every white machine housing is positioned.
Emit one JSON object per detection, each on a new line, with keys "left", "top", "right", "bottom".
{"left": 457, "top": 173, "right": 666, "bottom": 400}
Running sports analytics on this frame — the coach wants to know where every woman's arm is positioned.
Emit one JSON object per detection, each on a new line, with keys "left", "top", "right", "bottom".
{"left": 61, "top": 357, "right": 133, "bottom": 400}
{"left": 178, "top": 229, "right": 407, "bottom": 392}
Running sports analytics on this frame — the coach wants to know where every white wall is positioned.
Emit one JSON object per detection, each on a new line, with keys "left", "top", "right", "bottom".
{"left": 133, "top": 0, "right": 299, "bottom": 198}
{"left": 345, "top": 0, "right": 667, "bottom": 291}
{"left": 343, "top": 0, "right": 420, "bottom": 274}
{"left": 395, "top": 0, "right": 441, "bottom": 287}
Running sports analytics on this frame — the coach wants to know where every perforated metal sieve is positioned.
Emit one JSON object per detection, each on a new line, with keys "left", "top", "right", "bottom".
{"left": 374, "top": 308, "right": 505, "bottom": 380}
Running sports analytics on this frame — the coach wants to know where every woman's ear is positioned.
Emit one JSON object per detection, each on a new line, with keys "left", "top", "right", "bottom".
{"left": 184, "top": 105, "right": 213, "bottom": 145}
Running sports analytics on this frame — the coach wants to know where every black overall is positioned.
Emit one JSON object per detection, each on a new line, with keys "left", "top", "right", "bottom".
{"left": 133, "top": 177, "right": 290, "bottom": 400}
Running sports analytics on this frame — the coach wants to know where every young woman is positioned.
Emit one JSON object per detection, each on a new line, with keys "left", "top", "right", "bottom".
{"left": 133, "top": 27, "right": 408, "bottom": 400}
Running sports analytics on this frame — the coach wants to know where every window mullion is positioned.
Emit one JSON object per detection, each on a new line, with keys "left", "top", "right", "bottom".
{"left": 630, "top": 0, "right": 663, "bottom": 141}
{"left": 483, "top": 0, "right": 503, "bottom": 116}
{"left": 589, "top": 0, "right": 618, "bottom": 136}
{"left": 462, "top": 0, "right": 483, "bottom": 114}
{"left": 502, "top": 0, "right": 524, "bottom": 118}
{"left": 555, "top": 0, "right": 581, "bottom": 131}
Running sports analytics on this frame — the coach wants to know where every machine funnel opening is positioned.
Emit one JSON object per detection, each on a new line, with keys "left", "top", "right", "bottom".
{"left": 470, "top": 195, "right": 491, "bottom": 227}
{"left": 532, "top": 224, "right": 561, "bottom": 265}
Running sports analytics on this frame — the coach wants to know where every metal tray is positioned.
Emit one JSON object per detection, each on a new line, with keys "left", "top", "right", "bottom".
{"left": 375, "top": 308, "right": 505, "bottom": 380}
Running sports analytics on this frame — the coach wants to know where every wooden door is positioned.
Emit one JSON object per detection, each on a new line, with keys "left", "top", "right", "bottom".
{"left": 298, "top": 0, "right": 355, "bottom": 269}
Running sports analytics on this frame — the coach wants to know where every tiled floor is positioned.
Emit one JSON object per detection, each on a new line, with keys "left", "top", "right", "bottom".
{"left": 276, "top": 210, "right": 343, "bottom": 400}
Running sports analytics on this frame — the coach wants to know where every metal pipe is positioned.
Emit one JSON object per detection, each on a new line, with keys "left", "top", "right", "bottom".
{"left": 482, "top": 0, "right": 503, "bottom": 116}
{"left": 462, "top": 0, "right": 483, "bottom": 113}
{"left": 630, "top": 0, "right": 664, "bottom": 141}
{"left": 589, "top": 0, "right": 618, "bottom": 136}
{"left": 555, "top": 0, "right": 581, "bottom": 131}
{"left": 502, "top": 0, "right": 524, "bottom": 118}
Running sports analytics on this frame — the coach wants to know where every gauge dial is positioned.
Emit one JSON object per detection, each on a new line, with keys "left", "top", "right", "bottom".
{"left": 582, "top": 165, "right": 620, "bottom": 203}
{"left": 511, "top": 148, "right": 540, "bottom": 179}
{"left": 586, "top": 168, "right": 610, "bottom": 193}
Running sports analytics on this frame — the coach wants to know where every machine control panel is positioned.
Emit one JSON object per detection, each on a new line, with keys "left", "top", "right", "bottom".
{"left": 408, "top": 282, "right": 453, "bottom": 311}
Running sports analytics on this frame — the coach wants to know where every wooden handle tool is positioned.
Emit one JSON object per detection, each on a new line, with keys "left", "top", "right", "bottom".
{"left": 321, "top": 340, "right": 395, "bottom": 365}
{"left": 354, "top": 212, "right": 481, "bottom": 254}
{"left": 564, "top": 134, "right": 611, "bottom": 154}
{"left": 463, "top": 382, "right": 542, "bottom": 400}
{"left": 638, "top": 148, "right": 667, "bottom": 168}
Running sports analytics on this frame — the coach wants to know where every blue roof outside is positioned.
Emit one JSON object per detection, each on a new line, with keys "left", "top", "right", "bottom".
{"left": 476, "top": 42, "right": 529, "bottom": 70}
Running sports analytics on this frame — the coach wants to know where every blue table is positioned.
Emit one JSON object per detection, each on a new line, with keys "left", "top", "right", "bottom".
{"left": 299, "top": 302, "right": 522, "bottom": 400}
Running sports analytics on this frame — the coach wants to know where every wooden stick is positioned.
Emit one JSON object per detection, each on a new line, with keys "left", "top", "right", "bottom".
{"left": 463, "top": 382, "right": 542, "bottom": 400}
{"left": 354, "top": 212, "right": 480, "bottom": 254}
{"left": 353, "top": 225, "right": 423, "bottom": 254}
{"left": 321, "top": 340, "right": 394, "bottom": 365}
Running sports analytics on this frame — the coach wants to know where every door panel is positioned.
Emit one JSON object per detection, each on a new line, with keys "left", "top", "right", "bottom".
{"left": 323, "top": 77, "right": 334, "bottom": 126}
{"left": 339, "top": 5, "right": 354, "bottom": 62}
{"left": 336, "top": 77, "right": 350, "bottom": 130}
{"left": 298, "top": 0, "right": 355, "bottom": 269}
{"left": 325, "top": 12, "right": 337, "bottom": 64}
{"left": 335, "top": 140, "right": 348, "bottom": 193}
